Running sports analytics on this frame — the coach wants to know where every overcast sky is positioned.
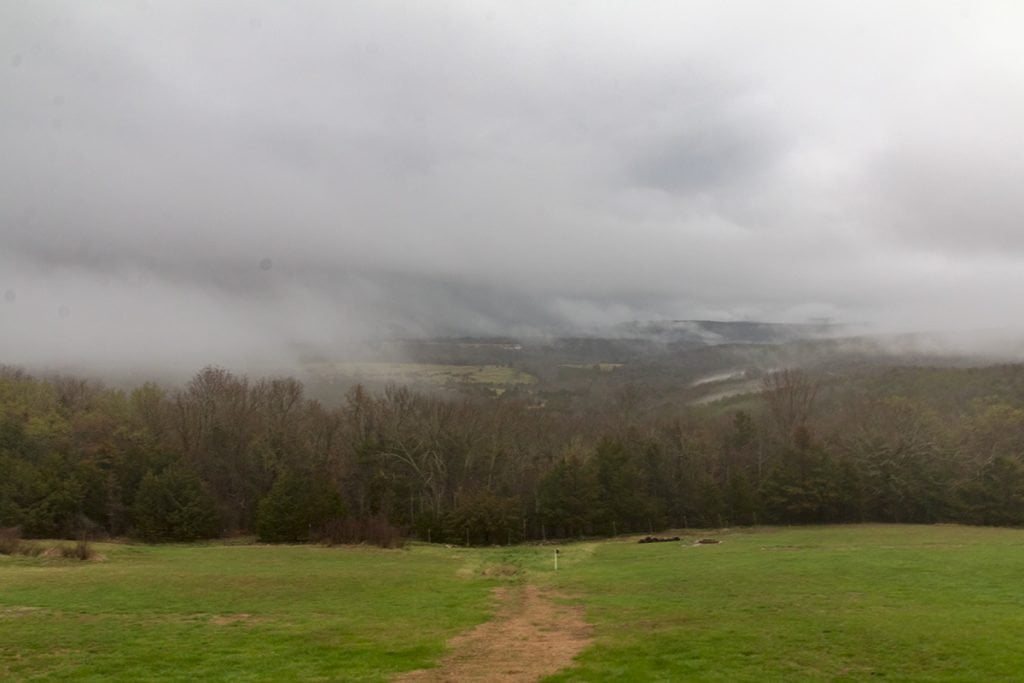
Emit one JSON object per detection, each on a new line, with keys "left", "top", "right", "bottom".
{"left": 3, "top": 1, "right": 1024, "bottom": 370}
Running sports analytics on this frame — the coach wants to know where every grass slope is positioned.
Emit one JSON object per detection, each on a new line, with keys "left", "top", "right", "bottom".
{"left": 5, "top": 526, "right": 1024, "bottom": 680}
{"left": 546, "top": 525, "right": 1024, "bottom": 681}
{"left": 0, "top": 543, "right": 500, "bottom": 681}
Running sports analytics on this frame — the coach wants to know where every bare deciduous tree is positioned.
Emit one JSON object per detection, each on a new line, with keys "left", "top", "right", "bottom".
{"left": 762, "top": 368, "right": 820, "bottom": 442}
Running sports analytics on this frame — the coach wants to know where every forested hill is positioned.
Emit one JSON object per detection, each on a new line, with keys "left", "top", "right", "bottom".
{"left": 4, "top": 361, "right": 1024, "bottom": 545}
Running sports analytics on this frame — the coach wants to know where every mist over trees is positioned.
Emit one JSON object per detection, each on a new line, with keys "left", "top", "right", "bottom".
{"left": 3, "top": 363, "right": 1024, "bottom": 544}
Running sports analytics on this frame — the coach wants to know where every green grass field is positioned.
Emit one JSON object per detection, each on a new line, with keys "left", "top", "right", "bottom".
{"left": 0, "top": 543, "right": 502, "bottom": 681}
{"left": 5, "top": 526, "right": 1024, "bottom": 680}
{"left": 546, "top": 525, "right": 1024, "bottom": 681}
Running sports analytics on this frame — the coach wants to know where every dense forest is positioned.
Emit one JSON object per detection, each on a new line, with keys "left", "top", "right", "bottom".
{"left": 3, "top": 362, "right": 1024, "bottom": 545}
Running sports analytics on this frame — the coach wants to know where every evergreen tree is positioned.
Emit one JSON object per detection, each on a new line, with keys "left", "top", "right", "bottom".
{"left": 132, "top": 466, "right": 221, "bottom": 541}
{"left": 256, "top": 473, "right": 345, "bottom": 543}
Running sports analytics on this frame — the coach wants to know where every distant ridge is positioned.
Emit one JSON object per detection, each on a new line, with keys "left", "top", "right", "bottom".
{"left": 607, "top": 319, "right": 847, "bottom": 345}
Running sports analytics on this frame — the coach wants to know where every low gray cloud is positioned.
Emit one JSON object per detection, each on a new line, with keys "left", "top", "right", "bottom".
{"left": 3, "top": 1, "right": 1024, "bottom": 372}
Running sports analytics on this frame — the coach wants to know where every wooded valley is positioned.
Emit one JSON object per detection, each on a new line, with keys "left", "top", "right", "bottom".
{"left": 5, "top": 359, "right": 1024, "bottom": 545}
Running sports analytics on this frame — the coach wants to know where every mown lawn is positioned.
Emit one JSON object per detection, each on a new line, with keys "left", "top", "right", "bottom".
{"left": 0, "top": 542, "right": 500, "bottom": 681}
{"left": 545, "top": 524, "right": 1024, "bottom": 681}
{"left": 5, "top": 526, "right": 1024, "bottom": 681}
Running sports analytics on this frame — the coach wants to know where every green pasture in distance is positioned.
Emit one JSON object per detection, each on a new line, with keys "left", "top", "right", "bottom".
{"left": 312, "top": 362, "right": 537, "bottom": 386}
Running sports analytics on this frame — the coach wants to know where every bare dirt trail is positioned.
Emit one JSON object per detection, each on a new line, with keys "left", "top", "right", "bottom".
{"left": 396, "top": 584, "right": 592, "bottom": 682}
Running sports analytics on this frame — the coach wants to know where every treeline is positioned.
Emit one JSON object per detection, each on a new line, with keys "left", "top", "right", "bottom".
{"left": 2, "top": 364, "right": 1024, "bottom": 545}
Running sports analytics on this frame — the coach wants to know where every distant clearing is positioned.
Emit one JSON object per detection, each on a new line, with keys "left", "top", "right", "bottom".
{"left": 311, "top": 362, "right": 537, "bottom": 386}
{"left": 689, "top": 378, "right": 762, "bottom": 405}
{"left": 689, "top": 368, "right": 747, "bottom": 386}
{"left": 558, "top": 363, "right": 623, "bottom": 372}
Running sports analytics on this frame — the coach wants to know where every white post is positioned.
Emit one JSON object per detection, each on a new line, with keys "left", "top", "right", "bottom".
{"left": 554, "top": 548, "right": 559, "bottom": 571}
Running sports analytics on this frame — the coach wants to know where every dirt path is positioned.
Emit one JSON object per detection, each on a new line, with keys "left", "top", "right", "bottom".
{"left": 396, "top": 585, "right": 592, "bottom": 682}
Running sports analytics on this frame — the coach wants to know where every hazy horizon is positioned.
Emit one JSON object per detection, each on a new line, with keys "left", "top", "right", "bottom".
{"left": 5, "top": 2, "right": 1024, "bottom": 372}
